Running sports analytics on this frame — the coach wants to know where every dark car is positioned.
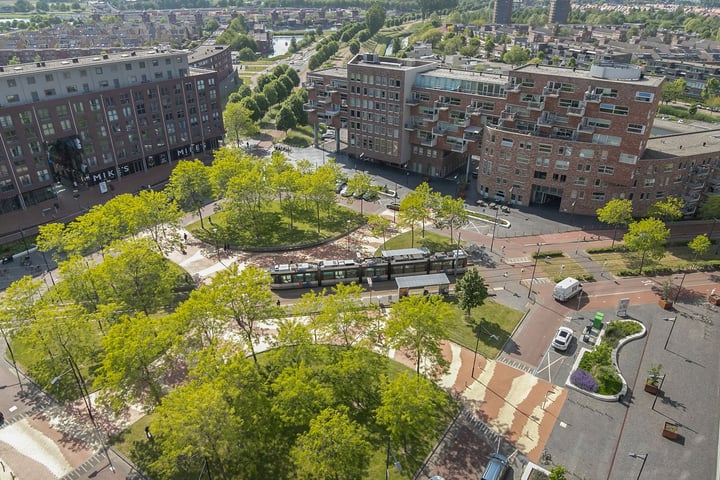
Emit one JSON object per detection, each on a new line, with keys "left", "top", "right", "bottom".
{"left": 387, "top": 203, "right": 401, "bottom": 211}
{"left": 481, "top": 453, "right": 509, "bottom": 480}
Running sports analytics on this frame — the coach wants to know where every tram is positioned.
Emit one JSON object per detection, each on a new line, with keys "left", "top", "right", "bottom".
{"left": 268, "top": 247, "right": 468, "bottom": 290}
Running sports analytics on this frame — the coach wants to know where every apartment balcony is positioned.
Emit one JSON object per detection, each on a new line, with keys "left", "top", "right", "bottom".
{"left": 435, "top": 100, "right": 449, "bottom": 110}
{"left": 419, "top": 136, "right": 437, "bottom": 147}
{"left": 504, "top": 83, "right": 520, "bottom": 92}
{"left": 454, "top": 117, "right": 470, "bottom": 127}
{"left": 500, "top": 110, "right": 516, "bottom": 122}
{"left": 404, "top": 123, "right": 418, "bottom": 131}
{"left": 326, "top": 85, "right": 339, "bottom": 94}
{"left": 422, "top": 111, "right": 439, "bottom": 122}
{"left": 527, "top": 100, "right": 545, "bottom": 111}
{"left": 543, "top": 86, "right": 560, "bottom": 97}
{"left": 406, "top": 97, "right": 419, "bottom": 106}
{"left": 690, "top": 165, "right": 710, "bottom": 178}
{"left": 303, "top": 81, "right": 317, "bottom": 90}
{"left": 577, "top": 122, "right": 595, "bottom": 133}
{"left": 325, "top": 108, "right": 341, "bottom": 117}
{"left": 567, "top": 103, "right": 586, "bottom": 116}
{"left": 683, "top": 191, "right": 701, "bottom": 204}
{"left": 584, "top": 92, "right": 602, "bottom": 103}
{"left": 537, "top": 114, "right": 555, "bottom": 127}
{"left": 432, "top": 126, "right": 447, "bottom": 136}
{"left": 464, "top": 126, "right": 482, "bottom": 141}
{"left": 450, "top": 142, "right": 467, "bottom": 153}
{"left": 682, "top": 204, "right": 698, "bottom": 216}
{"left": 687, "top": 180, "right": 704, "bottom": 191}
{"left": 303, "top": 103, "right": 316, "bottom": 111}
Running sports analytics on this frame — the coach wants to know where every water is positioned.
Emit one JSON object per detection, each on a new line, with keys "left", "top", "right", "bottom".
{"left": 272, "top": 35, "right": 299, "bottom": 57}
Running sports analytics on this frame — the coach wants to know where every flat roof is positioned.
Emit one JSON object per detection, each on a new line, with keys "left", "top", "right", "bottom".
{"left": 395, "top": 273, "right": 450, "bottom": 290}
{"left": 644, "top": 128, "right": 720, "bottom": 159}
{"left": 513, "top": 63, "right": 665, "bottom": 87}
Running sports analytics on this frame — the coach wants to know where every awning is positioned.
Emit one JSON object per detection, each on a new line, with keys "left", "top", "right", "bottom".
{"left": 395, "top": 273, "right": 450, "bottom": 290}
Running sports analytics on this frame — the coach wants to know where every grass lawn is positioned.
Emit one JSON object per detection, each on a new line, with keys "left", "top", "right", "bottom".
{"left": 588, "top": 243, "right": 718, "bottom": 276}
{"left": 536, "top": 254, "right": 588, "bottom": 282}
{"left": 446, "top": 300, "right": 524, "bottom": 358}
{"left": 186, "top": 202, "right": 365, "bottom": 249}
{"left": 378, "top": 230, "right": 459, "bottom": 254}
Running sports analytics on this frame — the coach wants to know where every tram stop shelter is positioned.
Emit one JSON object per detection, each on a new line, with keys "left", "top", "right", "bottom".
{"left": 396, "top": 273, "right": 451, "bottom": 298}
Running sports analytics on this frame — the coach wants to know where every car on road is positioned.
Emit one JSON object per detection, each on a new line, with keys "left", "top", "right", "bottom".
{"left": 387, "top": 202, "right": 400, "bottom": 211}
{"left": 322, "top": 128, "right": 336, "bottom": 140}
{"left": 552, "top": 326, "right": 574, "bottom": 351}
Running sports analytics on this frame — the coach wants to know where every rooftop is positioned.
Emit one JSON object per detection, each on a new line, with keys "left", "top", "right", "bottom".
{"left": 644, "top": 128, "right": 720, "bottom": 159}
{"left": 513, "top": 63, "right": 665, "bottom": 87}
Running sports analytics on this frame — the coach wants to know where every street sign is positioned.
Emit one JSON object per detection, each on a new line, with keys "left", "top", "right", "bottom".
{"left": 367, "top": 277, "right": 373, "bottom": 288}
{"left": 617, "top": 298, "right": 630, "bottom": 316}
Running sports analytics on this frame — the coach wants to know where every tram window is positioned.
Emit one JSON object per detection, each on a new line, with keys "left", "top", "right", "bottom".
{"left": 293, "top": 273, "right": 308, "bottom": 282}
{"left": 277, "top": 274, "right": 292, "bottom": 284}
{"left": 322, "top": 271, "right": 336, "bottom": 280}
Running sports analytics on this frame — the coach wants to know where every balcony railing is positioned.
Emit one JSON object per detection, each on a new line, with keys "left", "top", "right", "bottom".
{"left": 406, "top": 97, "right": 419, "bottom": 106}
{"left": 404, "top": 123, "right": 418, "bottom": 131}
{"left": 584, "top": 92, "right": 602, "bottom": 103}
{"left": 543, "top": 86, "right": 560, "bottom": 96}
{"left": 422, "top": 112, "right": 439, "bottom": 122}
{"left": 325, "top": 108, "right": 340, "bottom": 117}
{"left": 577, "top": 122, "right": 594, "bottom": 133}
{"left": 435, "top": 100, "right": 449, "bottom": 110}
{"left": 454, "top": 117, "right": 470, "bottom": 127}
{"left": 687, "top": 181, "right": 704, "bottom": 191}
{"left": 567, "top": 103, "right": 586, "bottom": 116}
{"left": 537, "top": 114, "right": 555, "bottom": 127}
{"left": 527, "top": 101, "right": 545, "bottom": 111}
{"left": 432, "top": 126, "right": 447, "bottom": 136}
{"left": 504, "top": 83, "right": 521, "bottom": 92}
{"left": 500, "top": 110, "right": 516, "bottom": 122}
{"left": 303, "top": 103, "right": 316, "bottom": 111}
{"left": 419, "top": 136, "right": 437, "bottom": 147}
{"left": 450, "top": 142, "right": 467, "bottom": 153}
{"left": 466, "top": 106, "right": 481, "bottom": 115}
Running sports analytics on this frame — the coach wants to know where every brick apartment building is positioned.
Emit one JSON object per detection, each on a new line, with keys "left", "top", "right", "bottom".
{"left": 305, "top": 54, "right": 720, "bottom": 216}
{"left": 0, "top": 48, "right": 225, "bottom": 215}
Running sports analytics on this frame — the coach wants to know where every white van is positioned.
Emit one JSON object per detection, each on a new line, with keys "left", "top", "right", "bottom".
{"left": 553, "top": 277, "right": 582, "bottom": 302}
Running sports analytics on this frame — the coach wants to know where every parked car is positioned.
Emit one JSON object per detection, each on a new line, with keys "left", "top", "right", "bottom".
{"left": 481, "top": 453, "right": 509, "bottom": 480}
{"left": 552, "top": 326, "right": 574, "bottom": 351}
{"left": 387, "top": 203, "right": 401, "bottom": 211}
{"left": 322, "top": 128, "right": 336, "bottom": 140}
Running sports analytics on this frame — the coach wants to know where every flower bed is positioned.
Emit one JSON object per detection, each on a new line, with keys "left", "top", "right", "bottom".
{"left": 568, "top": 320, "right": 645, "bottom": 399}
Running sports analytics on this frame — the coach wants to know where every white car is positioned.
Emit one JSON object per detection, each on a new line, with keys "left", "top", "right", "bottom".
{"left": 552, "top": 326, "right": 574, "bottom": 351}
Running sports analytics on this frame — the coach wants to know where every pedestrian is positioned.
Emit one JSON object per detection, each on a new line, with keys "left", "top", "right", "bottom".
{"left": 183, "top": 232, "right": 188, "bottom": 243}
{"left": 276, "top": 299, "right": 281, "bottom": 306}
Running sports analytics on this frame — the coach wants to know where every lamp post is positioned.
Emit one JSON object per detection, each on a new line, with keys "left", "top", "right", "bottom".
{"left": 52, "top": 359, "right": 115, "bottom": 473}
{"left": 569, "top": 201, "right": 577, "bottom": 226}
{"left": 673, "top": 273, "right": 686, "bottom": 304}
{"left": 489, "top": 206, "right": 501, "bottom": 253}
{"left": 346, "top": 220, "right": 351, "bottom": 254}
{"left": 0, "top": 323, "right": 23, "bottom": 392}
{"left": 628, "top": 452, "right": 648, "bottom": 479}
{"left": 528, "top": 243, "right": 542, "bottom": 299}
{"left": 663, "top": 316, "right": 677, "bottom": 350}
{"left": 471, "top": 325, "right": 499, "bottom": 379}
{"left": 542, "top": 389, "right": 555, "bottom": 410}
{"left": 503, "top": 272, "right": 509, "bottom": 289}
{"left": 385, "top": 438, "right": 402, "bottom": 480}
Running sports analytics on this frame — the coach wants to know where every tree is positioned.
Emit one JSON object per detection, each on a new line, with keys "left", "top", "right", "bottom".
{"left": 223, "top": 102, "right": 259, "bottom": 147}
{"left": 503, "top": 45, "right": 530, "bottom": 65}
{"left": 596, "top": 198, "right": 633, "bottom": 247}
{"left": 239, "top": 96, "right": 261, "bottom": 122}
{"left": 702, "top": 77, "right": 720, "bottom": 102}
{"left": 645, "top": 196, "right": 684, "bottom": 222}
{"left": 368, "top": 214, "right": 391, "bottom": 248}
{"left": 349, "top": 39, "right": 361, "bottom": 55}
{"left": 385, "top": 295, "right": 453, "bottom": 375}
{"left": 365, "top": 3, "right": 386, "bottom": 35}
{"left": 662, "top": 78, "right": 686, "bottom": 103}
{"left": 133, "top": 189, "right": 184, "bottom": 255}
{"left": 302, "top": 163, "right": 339, "bottom": 234}
{"left": 623, "top": 218, "right": 670, "bottom": 275}
{"left": 14, "top": 0, "right": 33, "bottom": 11}
{"left": 345, "top": 171, "right": 373, "bottom": 214}
{"left": 399, "top": 182, "right": 436, "bottom": 247}
{"left": 95, "top": 312, "right": 171, "bottom": 411}
{"left": 699, "top": 196, "right": 720, "bottom": 219}
{"left": 549, "top": 465, "right": 567, "bottom": 480}
{"left": 376, "top": 372, "right": 450, "bottom": 456}
{"left": 688, "top": 234, "right": 711, "bottom": 260}
{"left": 484, "top": 37, "right": 495, "bottom": 58}
{"left": 165, "top": 159, "right": 213, "bottom": 230}
{"left": 291, "top": 407, "right": 372, "bottom": 480}
{"left": 454, "top": 269, "right": 488, "bottom": 317}
{"left": 276, "top": 104, "right": 297, "bottom": 131}
{"left": 208, "top": 264, "right": 280, "bottom": 364}
{"left": 316, "top": 283, "right": 374, "bottom": 347}
{"left": 434, "top": 195, "right": 469, "bottom": 241}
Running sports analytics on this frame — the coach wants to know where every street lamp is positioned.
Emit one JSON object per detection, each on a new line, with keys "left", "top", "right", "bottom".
{"left": 528, "top": 243, "right": 542, "bottom": 299}
{"left": 52, "top": 359, "right": 115, "bottom": 473}
{"left": 628, "top": 452, "right": 648, "bottom": 479}
{"left": 650, "top": 373, "right": 666, "bottom": 411}
{"left": 346, "top": 220, "right": 351, "bottom": 254}
{"left": 503, "top": 272, "right": 509, "bottom": 289}
{"left": 385, "top": 438, "right": 402, "bottom": 480}
{"left": 663, "top": 316, "right": 677, "bottom": 351}
{"left": 471, "top": 325, "right": 499, "bottom": 378}
{"left": 542, "top": 389, "right": 555, "bottom": 410}
{"left": 489, "top": 206, "right": 501, "bottom": 253}
{"left": 0, "top": 323, "right": 23, "bottom": 392}
{"left": 569, "top": 200, "right": 577, "bottom": 226}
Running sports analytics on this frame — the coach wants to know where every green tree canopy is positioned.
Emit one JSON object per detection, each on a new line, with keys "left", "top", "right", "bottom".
{"left": 596, "top": 198, "right": 634, "bottom": 247}
{"left": 165, "top": 159, "right": 213, "bottom": 229}
{"left": 223, "top": 102, "right": 259, "bottom": 147}
{"left": 454, "top": 268, "right": 488, "bottom": 317}
{"left": 645, "top": 196, "right": 684, "bottom": 222}
{"left": 623, "top": 218, "right": 670, "bottom": 274}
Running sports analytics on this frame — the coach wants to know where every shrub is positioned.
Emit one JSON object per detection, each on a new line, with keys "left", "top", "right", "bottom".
{"left": 594, "top": 365, "right": 622, "bottom": 395}
{"left": 571, "top": 369, "right": 598, "bottom": 393}
{"left": 532, "top": 250, "right": 564, "bottom": 259}
{"left": 603, "top": 320, "right": 642, "bottom": 348}
{"left": 587, "top": 245, "right": 627, "bottom": 254}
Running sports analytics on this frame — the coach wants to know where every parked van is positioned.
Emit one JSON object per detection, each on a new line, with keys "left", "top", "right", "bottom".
{"left": 553, "top": 277, "right": 582, "bottom": 302}
{"left": 481, "top": 453, "right": 509, "bottom": 480}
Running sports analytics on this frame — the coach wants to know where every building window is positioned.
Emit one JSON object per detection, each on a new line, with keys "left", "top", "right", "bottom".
{"left": 45, "top": 74, "right": 54, "bottom": 82}
{"left": 619, "top": 153, "right": 637, "bottom": 165}
{"left": 533, "top": 171, "right": 547, "bottom": 179}
{"left": 591, "top": 192, "right": 605, "bottom": 201}
{"left": 599, "top": 103, "right": 628, "bottom": 115}
{"left": 44, "top": 89, "right": 56, "bottom": 96}
{"left": 6, "top": 94, "right": 19, "bottom": 103}
{"left": 574, "top": 177, "right": 587, "bottom": 186}
{"left": 42, "top": 123, "right": 55, "bottom": 135}
{"left": 644, "top": 178, "right": 655, "bottom": 187}
{"left": 538, "top": 143, "right": 552, "bottom": 153}
{"left": 107, "top": 110, "right": 118, "bottom": 121}
{"left": 555, "top": 160, "right": 569, "bottom": 170}
{"left": 635, "top": 92, "right": 654, "bottom": 102}
{"left": 95, "top": 67, "right": 103, "bottom": 74}
{"left": 627, "top": 123, "right": 645, "bottom": 134}
{"left": 27, "top": 76, "right": 35, "bottom": 84}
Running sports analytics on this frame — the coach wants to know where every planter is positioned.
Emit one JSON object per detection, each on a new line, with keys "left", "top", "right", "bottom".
{"left": 709, "top": 294, "right": 720, "bottom": 306}
{"left": 658, "top": 299, "right": 673, "bottom": 310}
{"left": 644, "top": 381, "right": 660, "bottom": 394}
{"left": 662, "top": 421, "right": 679, "bottom": 440}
